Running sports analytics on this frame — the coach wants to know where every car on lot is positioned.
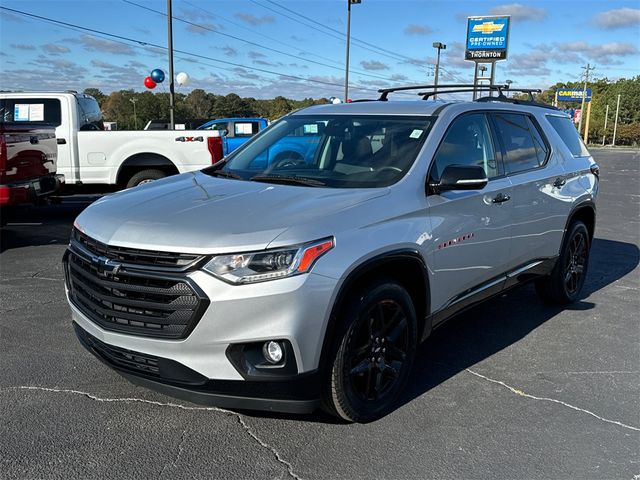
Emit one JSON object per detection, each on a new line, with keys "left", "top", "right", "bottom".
{"left": 64, "top": 85, "right": 599, "bottom": 422}
{"left": 0, "top": 117, "right": 64, "bottom": 220}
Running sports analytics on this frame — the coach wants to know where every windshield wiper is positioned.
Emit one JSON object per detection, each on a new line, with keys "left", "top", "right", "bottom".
{"left": 250, "top": 174, "right": 326, "bottom": 187}
{"left": 206, "top": 169, "right": 242, "bottom": 180}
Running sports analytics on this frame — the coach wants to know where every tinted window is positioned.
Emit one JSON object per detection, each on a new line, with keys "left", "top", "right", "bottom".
{"left": 234, "top": 121, "right": 260, "bottom": 136}
{"left": 431, "top": 113, "right": 500, "bottom": 180}
{"left": 204, "top": 122, "right": 228, "bottom": 132}
{"left": 493, "top": 113, "right": 546, "bottom": 174}
{"left": 77, "top": 96, "right": 104, "bottom": 131}
{"left": 526, "top": 117, "right": 549, "bottom": 166}
{"left": 0, "top": 98, "right": 62, "bottom": 126}
{"left": 546, "top": 115, "right": 589, "bottom": 157}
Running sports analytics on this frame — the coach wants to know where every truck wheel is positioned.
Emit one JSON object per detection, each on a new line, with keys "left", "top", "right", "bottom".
{"left": 126, "top": 169, "right": 166, "bottom": 188}
{"left": 323, "top": 279, "right": 417, "bottom": 423}
{"left": 535, "top": 221, "right": 590, "bottom": 304}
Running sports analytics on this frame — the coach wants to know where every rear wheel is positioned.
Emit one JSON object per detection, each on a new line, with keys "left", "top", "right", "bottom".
{"left": 323, "top": 279, "right": 417, "bottom": 422}
{"left": 535, "top": 221, "right": 590, "bottom": 304}
{"left": 125, "top": 169, "right": 166, "bottom": 188}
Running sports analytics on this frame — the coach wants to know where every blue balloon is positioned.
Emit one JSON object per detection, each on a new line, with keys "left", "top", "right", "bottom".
{"left": 150, "top": 69, "right": 165, "bottom": 83}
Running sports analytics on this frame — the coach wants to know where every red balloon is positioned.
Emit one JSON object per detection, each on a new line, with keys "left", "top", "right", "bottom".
{"left": 144, "top": 76, "right": 156, "bottom": 89}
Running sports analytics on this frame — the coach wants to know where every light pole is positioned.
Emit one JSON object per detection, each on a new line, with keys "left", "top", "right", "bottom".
{"left": 167, "top": 0, "right": 175, "bottom": 129}
{"left": 129, "top": 98, "right": 138, "bottom": 130}
{"left": 344, "top": 0, "right": 361, "bottom": 102}
{"left": 612, "top": 94, "right": 621, "bottom": 146}
{"left": 432, "top": 42, "right": 446, "bottom": 100}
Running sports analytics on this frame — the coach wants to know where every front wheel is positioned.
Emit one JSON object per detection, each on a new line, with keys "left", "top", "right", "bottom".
{"left": 535, "top": 221, "right": 591, "bottom": 304}
{"left": 323, "top": 279, "right": 417, "bottom": 423}
{"left": 125, "top": 169, "right": 166, "bottom": 188}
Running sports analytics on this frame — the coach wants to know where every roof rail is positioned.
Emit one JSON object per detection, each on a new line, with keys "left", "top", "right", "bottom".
{"left": 377, "top": 84, "right": 508, "bottom": 101}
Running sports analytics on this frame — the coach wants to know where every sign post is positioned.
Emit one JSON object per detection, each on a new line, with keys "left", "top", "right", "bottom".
{"left": 465, "top": 15, "right": 510, "bottom": 99}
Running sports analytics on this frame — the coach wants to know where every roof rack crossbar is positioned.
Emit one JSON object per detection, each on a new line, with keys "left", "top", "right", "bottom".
{"left": 377, "top": 83, "right": 508, "bottom": 101}
{"left": 419, "top": 86, "right": 506, "bottom": 100}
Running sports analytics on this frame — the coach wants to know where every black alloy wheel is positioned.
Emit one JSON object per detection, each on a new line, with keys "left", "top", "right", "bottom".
{"left": 536, "top": 220, "right": 591, "bottom": 304}
{"left": 324, "top": 280, "right": 417, "bottom": 423}
{"left": 564, "top": 228, "right": 588, "bottom": 295}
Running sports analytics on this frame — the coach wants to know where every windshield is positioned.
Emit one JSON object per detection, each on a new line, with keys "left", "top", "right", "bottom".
{"left": 204, "top": 114, "right": 435, "bottom": 188}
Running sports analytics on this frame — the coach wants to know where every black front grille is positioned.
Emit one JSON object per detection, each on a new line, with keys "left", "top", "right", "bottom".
{"left": 65, "top": 233, "right": 209, "bottom": 339}
{"left": 72, "top": 228, "right": 202, "bottom": 270}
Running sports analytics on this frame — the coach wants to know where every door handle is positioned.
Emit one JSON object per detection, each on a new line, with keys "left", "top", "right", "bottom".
{"left": 57, "top": 138, "right": 67, "bottom": 145}
{"left": 492, "top": 193, "right": 511, "bottom": 204}
{"left": 553, "top": 177, "right": 566, "bottom": 188}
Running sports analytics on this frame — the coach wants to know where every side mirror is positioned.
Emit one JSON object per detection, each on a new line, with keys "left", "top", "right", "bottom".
{"left": 430, "top": 164, "right": 488, "bottom": 194}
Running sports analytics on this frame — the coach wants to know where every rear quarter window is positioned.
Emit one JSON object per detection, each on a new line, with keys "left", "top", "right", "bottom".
{"left": 546, "top": 115, "right": 590, "bottom": 157}
{"left": 492, "top": 113, "right": 549, "bottom": 175}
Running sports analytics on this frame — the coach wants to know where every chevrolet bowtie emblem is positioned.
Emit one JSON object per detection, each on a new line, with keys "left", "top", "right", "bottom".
{"left": 472, "top": 22, "right": 505, "bottom": 34}
{"left": 92, "top": 256, "right": 122, "bottom": 277}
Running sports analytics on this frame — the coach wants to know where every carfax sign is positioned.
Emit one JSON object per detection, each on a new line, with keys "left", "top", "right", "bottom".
{"left": 465, "top": 16, "right": 510, "bottom": 61}
{"left": 557, "top": 88, "right": 592, "bottom": 102}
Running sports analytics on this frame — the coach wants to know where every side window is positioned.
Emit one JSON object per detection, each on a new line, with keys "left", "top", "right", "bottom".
{"left": 546, "top": 115, "right": 589, "bottom": 157}
{"left": 77, "top": 97, "right": 104, "bottom": 131}
{"left": 431, "top": 113, "right": 499, "bottom": 181}
{"left": 234, "top": 122, "right": 259, "bottom": 136}
{"left": 493, "top": 113, "right": 547, "bottom": 174}
{"left": 207, "top": 122, "right": 228, "bottom": 132}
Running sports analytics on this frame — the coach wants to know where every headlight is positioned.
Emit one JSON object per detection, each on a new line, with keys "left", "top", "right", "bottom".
{"left": 203, "top": 237, "right": 334, "bottom": 284}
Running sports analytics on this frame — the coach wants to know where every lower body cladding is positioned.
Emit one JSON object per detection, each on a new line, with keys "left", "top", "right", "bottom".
{"left": 68, "top": 270, "right": 337, "bottom": 414}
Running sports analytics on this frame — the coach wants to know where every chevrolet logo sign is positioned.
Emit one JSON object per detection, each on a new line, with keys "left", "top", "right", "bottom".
{"left": 472, "top": 21, "right": 505, "bottom": 34}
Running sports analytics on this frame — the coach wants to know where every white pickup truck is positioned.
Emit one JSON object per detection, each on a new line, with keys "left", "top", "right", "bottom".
{"left": 0, "top": 92, "right": 224, "bottom": 188}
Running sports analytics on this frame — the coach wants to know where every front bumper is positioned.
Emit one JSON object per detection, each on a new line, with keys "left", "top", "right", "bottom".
{"left": 74, "top": 322, "right": 321, "bottom": 413}
{"left": 0, "top": 173, "right": 65, "bottom": 207}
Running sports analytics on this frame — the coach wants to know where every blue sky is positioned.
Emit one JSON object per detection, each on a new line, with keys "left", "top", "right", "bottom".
{"left": 1, "top": 0, "right": 639, "bottom": 99}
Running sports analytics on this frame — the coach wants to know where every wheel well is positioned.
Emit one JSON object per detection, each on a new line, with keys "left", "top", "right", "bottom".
{"left": 568, "top": 204, "right": 596, "bottom": 242}
{"left": 319, "top": 253, "right": 430, "bottom": 370}
{"left": 116, "top": 153, "right": 179, "bottom": 187}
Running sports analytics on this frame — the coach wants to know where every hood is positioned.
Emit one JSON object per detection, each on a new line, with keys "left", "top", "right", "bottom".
{"left": 74, "top": 171, "right": 388, "bottom": 253}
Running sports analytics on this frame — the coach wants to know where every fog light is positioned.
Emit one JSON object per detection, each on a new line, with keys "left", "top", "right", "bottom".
{"left": 263, "top": 341, "right": 283, "bottom": 364}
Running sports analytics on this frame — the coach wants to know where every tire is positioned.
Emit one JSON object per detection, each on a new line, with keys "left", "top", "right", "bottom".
{"left": 322, "top": 279, "right": 417, "bottom": 423}
{"left": 125, "top": 169, "right": 166, "bottom": 188}
{"left": 535, "top": 221, "right": 591, "bottom": 304}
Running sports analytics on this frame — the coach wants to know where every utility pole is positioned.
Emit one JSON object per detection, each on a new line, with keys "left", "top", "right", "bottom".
{"left": 432, "top": 42, "right": 446, "bottom": 100}
{"left": 344, "top": 0, "right": 361, "bottom": 102}
{"left": 167, "top": 0, "right": 175, "bottom": 129}
{"left": 129, "top": 98, "right": 138, "bottom": 130}
{"left": 578, "top": 63, "right": 594, "bottom": 136}
{"left": 612, "top": 94, "right": 621, "bottom": 146}
{"left": 602, "top": 104, "right": 609, "bottom": 146}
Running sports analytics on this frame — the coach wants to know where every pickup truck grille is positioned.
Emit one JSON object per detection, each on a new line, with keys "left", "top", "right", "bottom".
{"left": 64, "top": 231, "right": 209, "bottom": 340}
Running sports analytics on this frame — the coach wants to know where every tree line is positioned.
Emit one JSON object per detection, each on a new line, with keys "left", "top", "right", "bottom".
{"left": 83, "top": 88, "right": 328, "bottom": 130}
{"left": 85, "top": 75, "right": 639, "bottom": 145}
{"left": 513, "top": 75, "right": 639, "bottom": 146}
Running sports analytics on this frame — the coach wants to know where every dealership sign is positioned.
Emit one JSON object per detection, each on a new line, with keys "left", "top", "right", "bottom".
{"left": 557, "top": 88, "right": 592, "bottom": 102}
{"left": 465, "top": 16, "right": 510, "bottom": 61}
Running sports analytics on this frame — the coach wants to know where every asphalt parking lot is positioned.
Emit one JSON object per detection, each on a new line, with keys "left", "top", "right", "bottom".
{"left": 1, "top": 148, "right": 638, "bottom": 479}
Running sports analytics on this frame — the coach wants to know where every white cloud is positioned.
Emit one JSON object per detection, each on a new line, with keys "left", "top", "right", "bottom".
{"left": 77, "top": 35, "right": 136, "bottom": 56}
{"left": 404, "top": 24, "right": 432, "bottom": 35}
{"left": 10, "top": 44, "right": 36, "bottom": 51}
{"left": 42, "top": 44, "right": 71, "bottom": 54}
{"left": 489, "top": 4, "right": 547, "bottom": 22}
{"left": 235, "top": 13, "right": 275, "bottom": 26}
{"left": 592, "top": 8, "right": 640, "bottom": 29}
{"left": 360, "top": 60, "right": 389, "bottom": 71}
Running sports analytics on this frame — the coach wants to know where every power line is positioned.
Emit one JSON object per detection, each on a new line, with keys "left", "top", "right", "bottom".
{"left": 181, "top": 0, "right": 344, "bottom": 69}
{"left": 123, "top": 0, "right": 401, "bottom": 84}
{"left": 260, "top": 0, "right": 419, "bottom": 64}
{"left": 0, "top": 5, "right": 386, "bottom": 95}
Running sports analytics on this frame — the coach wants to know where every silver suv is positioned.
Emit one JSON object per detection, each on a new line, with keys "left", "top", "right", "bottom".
{"left": 64, "top": 85, "right": 599, "bottom": 422}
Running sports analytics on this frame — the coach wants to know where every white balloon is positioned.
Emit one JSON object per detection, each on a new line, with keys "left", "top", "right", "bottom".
{"left": 176, "top": 72, "right": 190, "bottom": 86}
